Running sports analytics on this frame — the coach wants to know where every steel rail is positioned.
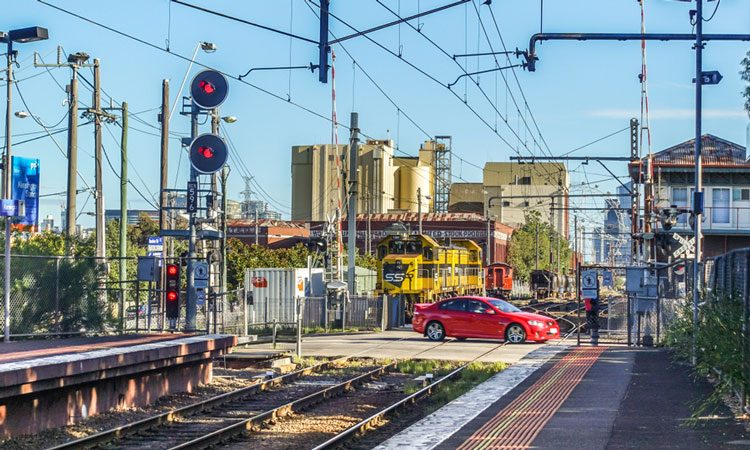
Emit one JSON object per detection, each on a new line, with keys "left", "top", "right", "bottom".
{"left": 311, "top": 363, "right": 468, "bottom": 450}
{"left": 46, "top": 356, "right": 356, "bottom": 450}
{"left": 168, "top": 363, "right": 397, "bottom": 450}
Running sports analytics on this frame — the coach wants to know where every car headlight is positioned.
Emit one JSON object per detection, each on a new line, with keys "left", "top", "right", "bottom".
{"left": 528, "top": 320, "right": 544, "bottom": 327}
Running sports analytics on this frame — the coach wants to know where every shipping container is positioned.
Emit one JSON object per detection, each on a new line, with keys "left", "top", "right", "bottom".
{"left": 244, "top": 268, "right": 325, "bottom": 325}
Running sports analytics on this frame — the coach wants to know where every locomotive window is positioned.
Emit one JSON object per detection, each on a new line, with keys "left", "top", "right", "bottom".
{"left": 377, "top": 246, "right": 387, "bottom": 259}
{"left": 423, "top": 247, "right": 434, "bottom": 260}
{"left": 405, "top": 240, "right": 422, "bottom": 254}
{"left": 389, "top": 241, "right": 405, "bottom": 254}
{"left": 469, "top": 251, "right": 478, "bottom": 262}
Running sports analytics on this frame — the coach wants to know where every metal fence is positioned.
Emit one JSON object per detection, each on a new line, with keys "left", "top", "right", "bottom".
{"left": 235, "top": 294, "right": 384, "bottom": 336}
{"left": 0, "top": 250, "right": 390, "bottom": 340}
{"left": 1, "top": 254, "right": 235, "bottom": 338}
{"left": 1, "top": 255, "right": 113, "bottom": 337}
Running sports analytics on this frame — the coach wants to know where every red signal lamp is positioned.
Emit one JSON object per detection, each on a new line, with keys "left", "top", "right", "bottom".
{"left": 198, "top": 146, "right": 215, "bottom": 159}
{"left": 167, "top": 291, "right": 178, "bottom": 302}
{"left": 198, "top": 80, "right": 216, "bottom": 95}
{"left": 166, "top": 264, "right": 178, "bottom": 276}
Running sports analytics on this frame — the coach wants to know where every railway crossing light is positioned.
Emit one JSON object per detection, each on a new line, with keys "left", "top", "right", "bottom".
{"left": 165, "top": 263, "right": 180, "bottom": 328}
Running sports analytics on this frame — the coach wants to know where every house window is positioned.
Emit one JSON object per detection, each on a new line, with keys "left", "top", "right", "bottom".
{"left": 502, "top": 201, "right": 510, "bottom": 207}
{"left": 733, "top": 188, "right": 750, "bottom": 201}
{"left": 518, "top": 176, "right": 532, "bottom": 185}
{"left": 672, "top": 187, "right": 688, "bottom": 224}
{"left": 712, "top": 188, "right": 730, "bottom": 224}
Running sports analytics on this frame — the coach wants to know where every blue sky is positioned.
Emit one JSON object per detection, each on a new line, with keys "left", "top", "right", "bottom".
{"left": 5, "top": 0, "right": 750, "bottom": 232}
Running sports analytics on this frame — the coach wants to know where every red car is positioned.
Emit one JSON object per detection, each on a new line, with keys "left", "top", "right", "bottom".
{"left": 412, "top": 296, "right": 560, "bottom": 344}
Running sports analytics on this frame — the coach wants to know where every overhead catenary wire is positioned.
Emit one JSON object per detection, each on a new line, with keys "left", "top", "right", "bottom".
{"left": 13, "top": 82, "right": 95, "bottom": 192}
{"left": 372, "top": 0, "right": 558, "bottom": 184}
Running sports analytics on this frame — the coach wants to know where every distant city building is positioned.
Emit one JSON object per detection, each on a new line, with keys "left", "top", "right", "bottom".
{"left": 105, "top": 209, "right": 159, "bottom": 225}
{"left": 593, "top": 198, "right": 629, "bottom": 265}
{"left": 41, "top": 215, "right": 55, "bottom": 232}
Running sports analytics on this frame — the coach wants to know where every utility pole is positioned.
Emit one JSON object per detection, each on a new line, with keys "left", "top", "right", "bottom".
{"left": 573, "top": 215, "right": 581, "bottom": 345}
{"left": 485, "top": 217, "right": 491, "bottom": 266}
{"left": 3, "top": 41, "right": 12, "bottom": 198}
{"left": 185, "top": 102, "right": 199, "bottom": 332}
{"left": 220, "top": 165, "right": 229, "bottom": 301}
{"left": 347, "top": 112, "right": 359, "bottom": 297}
{"left": 118, "top": 102, "right": 128, "bottom": 330}
{"left": 36, "top": 50, "right": 94, "bottom": 248}
{"left": 92, "top": 59, "right": 105, "bottom": 263}
{"left": 630, "top": 118, "right": 640, "bottom": 264}
{"left": 255, "top": 209, "right": 259, "bottom": 245}
{"left": 417, "top": 187, "right": 423, "bottom": 234}
{"left": 66, "top": 62, "right": 80, "bottom": 247}
{"left": 692, "top": 0, "right": 705, "bottom": 365}
{"left": 365, "top": 190, "right": 372, "bottom": 255}
{"left": 535, "top": 220, "right": 539, "bottom": 270}
{"left": 549, "top": 196, "right": 555, "bottom": 268}
{"left": 159, "top": 80, "right": 169, "bottom": 233}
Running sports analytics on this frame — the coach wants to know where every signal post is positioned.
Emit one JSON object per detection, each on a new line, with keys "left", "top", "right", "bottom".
{"left": 167, "top": 70, "right": 229, "bottom": 332}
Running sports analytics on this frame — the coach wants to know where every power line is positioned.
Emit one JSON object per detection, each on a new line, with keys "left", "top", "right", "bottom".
{"left": 305, "top": 3, "right": 432, "bottom": 141}
{"left": 36, "top": 0, "right": 353, "bottom": 135}
{"left": 170, "top": 0, "right": 318, "bottom": 44}
{"left": 339, "top": 0, "right": 556, "bottom": 184}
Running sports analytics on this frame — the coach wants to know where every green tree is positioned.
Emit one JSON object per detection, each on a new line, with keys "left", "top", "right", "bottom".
{"left": 742, "top": 50, "right": 750, "bottom": 115}
{"left": 508, "top": 210, "right": 572, "bottom": 282}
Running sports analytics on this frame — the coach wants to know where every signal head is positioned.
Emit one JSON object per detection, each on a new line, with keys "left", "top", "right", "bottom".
{"left": 189, "top": 133, "right": 228, "bottom": 174}
{"left": 190, "top": 70, "right": 228, "bottom": 109}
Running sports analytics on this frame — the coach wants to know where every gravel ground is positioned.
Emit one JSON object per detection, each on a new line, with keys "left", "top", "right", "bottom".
{"left": 220, "top": 373, "right": 413, "bottom": 450}
{"left": 0, "top": 367, "right": 267, "bottom": 450}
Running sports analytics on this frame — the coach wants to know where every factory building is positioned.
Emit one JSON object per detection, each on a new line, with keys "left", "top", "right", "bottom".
{"left": 291, "top": 138, "right": 453, "bottom": 221}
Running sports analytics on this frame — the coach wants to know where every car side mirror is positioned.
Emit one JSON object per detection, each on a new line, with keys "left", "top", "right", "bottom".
{"left": 485, "top": 308, "right": 496, "bottom": 315}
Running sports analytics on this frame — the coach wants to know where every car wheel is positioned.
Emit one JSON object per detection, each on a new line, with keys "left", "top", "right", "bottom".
{"left": 426, "top": 321, "right": 445, "bottom": 341}
{"left": 505, "top": 324, "right": 526, "bottom": 344}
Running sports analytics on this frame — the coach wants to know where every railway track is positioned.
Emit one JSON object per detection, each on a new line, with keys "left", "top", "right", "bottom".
{"left": 45, "top": 334, "right": 453, "bottom": 450}
{"left": 47, "top": 359, "right": 388, "bottom": 450}
{"left": 308, "top": 320, "right": 586, "bottom": 449}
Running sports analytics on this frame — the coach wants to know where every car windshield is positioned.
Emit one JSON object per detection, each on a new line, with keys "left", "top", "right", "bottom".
{"left": 487, "top": 299, "right": 521, "bottom": 313}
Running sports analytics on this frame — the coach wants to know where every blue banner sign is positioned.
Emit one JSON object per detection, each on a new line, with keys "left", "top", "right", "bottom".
{"left": 11, "top": 157, "right": 39, "bottom": 231}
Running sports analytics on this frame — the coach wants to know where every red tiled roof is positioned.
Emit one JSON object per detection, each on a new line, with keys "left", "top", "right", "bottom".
{"left": 651, "top": 134, "right": 748, "bottom": 167}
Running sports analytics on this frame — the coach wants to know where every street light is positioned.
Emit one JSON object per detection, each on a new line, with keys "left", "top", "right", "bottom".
{"left": 2, "top": 26, "right": 48, "bottom": 343}
{"left": 168, "top": 41, "right": 218, "bottom": 124}
{"left": 221, "top": 116, "right": 238, "bottom": 123}
{"left": 3, "top": 26, "right": 49, "bottom": 198}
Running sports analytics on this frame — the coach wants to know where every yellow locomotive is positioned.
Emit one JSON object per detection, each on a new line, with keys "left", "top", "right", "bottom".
{"left": 376, "top": 233, "right": 483, "bottom": 317}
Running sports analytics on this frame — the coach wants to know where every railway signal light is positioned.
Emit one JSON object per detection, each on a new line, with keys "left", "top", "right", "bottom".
{"left": 165, "top": 263, "right": 180, "bottom": 325}
{"left": 189, "top": 133, "right": 228, "bottom": 174}
{"left": 190, "top": 70, "right": 228, "bottom": 109}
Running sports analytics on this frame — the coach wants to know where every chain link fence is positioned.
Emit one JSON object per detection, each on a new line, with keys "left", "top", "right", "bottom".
{"left": 1, "top": 255, "right": 113, "bottom": 337}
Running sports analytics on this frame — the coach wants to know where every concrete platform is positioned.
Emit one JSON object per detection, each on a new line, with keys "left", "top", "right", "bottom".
{"left": 378, "top": 347, "right": 750, "bottom": 449}
{"left": 237, "top": 328, "right": 546, "bottom": 364}
{"left": 0, "top": 334, "right": 184, "bottom": 364}
{"left": 0, "top": 333, "right": 236, "bottom": 438}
